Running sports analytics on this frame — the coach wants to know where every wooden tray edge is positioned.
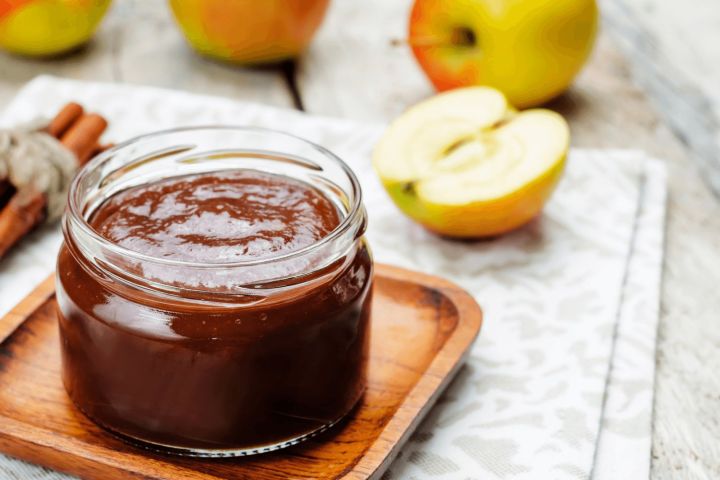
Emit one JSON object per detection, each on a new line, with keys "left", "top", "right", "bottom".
{"left": 353, "top": 264, "right": 482, "bottom": 480}
{"left": 0, "top": 275, "right": 55, "bottom": 344}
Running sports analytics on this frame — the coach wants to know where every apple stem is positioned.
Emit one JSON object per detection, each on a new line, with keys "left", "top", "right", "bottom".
{"left": 395, "top": 28, "right": 478, "bottom": 49}
{"left": 450, "top": 27, "right": 476, "bottom": 47}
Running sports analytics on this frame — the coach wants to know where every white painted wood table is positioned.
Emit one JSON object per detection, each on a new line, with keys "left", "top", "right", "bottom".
{"left": 0, "top": 1, "right": 718, "bottom": 479}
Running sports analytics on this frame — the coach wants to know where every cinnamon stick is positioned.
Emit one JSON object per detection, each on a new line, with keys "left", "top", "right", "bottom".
{"left": 0, "top": 106, "right": 107, "bottom": 260}
{"left": 0, "top": 186, "right": 46, "bottom": 258}
{"left": 45, "top": 102, "right": 84, "bottom": 138}
{"left": 61, "top": 114, "right": 108, "bottom": 165}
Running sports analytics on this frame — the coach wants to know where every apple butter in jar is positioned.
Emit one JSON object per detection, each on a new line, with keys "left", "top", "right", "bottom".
{"left": 56, "top": 127, "right": 372, "bottom": 456}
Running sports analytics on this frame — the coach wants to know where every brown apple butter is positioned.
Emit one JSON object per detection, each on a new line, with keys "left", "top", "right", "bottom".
{"left": 57, "top": 170, "right": 372, "bottom": 454}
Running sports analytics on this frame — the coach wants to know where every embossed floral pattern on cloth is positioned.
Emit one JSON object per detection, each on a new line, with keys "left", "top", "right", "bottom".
{"left": 0, "top": 77, "right": 666, "bottom": 480}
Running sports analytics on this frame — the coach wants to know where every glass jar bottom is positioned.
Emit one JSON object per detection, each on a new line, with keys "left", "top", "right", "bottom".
{"left": 108, "top": 420, "right": 343, "bottom": 458}
{"left": 75, "top": 400, "right": 356, "bottom": 458}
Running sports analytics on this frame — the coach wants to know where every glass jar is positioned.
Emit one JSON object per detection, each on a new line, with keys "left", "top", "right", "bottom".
{"left": 56, "top": 127, "right": 373, "bottom": 457}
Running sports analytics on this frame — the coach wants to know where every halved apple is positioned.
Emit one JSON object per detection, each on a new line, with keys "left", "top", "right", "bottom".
{"left": 373, "top": 87, "right": 569, "bottom": 238}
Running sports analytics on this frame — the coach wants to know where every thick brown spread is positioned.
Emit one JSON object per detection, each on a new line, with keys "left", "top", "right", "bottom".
{"left": 91, "top": 171, "right": 341, "bottom": 263}
{"left": 57, "top": 170, "right": 372, "bottom": 451}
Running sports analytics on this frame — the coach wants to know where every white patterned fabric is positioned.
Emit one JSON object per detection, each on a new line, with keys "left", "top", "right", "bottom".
{"left": 0, "top": 77, "right": 666, "bottom": 479}
{"left": 592, "top": 156, "right": 666, "bottom": 480}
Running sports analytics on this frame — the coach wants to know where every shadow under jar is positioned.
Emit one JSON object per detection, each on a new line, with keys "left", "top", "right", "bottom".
{"left": 56, "top": 127, "right": 373, "bottom": 457}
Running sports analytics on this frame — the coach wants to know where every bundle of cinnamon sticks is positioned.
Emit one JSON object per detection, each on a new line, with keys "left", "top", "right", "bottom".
{"left": 0, "top": 103, "right": 109, "bottom": 260}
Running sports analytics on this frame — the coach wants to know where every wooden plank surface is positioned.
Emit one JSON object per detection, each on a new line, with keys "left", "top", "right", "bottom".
{"left": 297, "top": 0, "right": 431, "bottom": 122}
{"left": 604, "top": 0, "right": 720, "bottom": 198}
{"left": 0, "top": 1, "right": 719, "bottom": 479}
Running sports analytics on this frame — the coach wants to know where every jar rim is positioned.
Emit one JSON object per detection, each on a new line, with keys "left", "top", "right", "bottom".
{"left": 65, "top": 125, "right": 365, "bottom": 271}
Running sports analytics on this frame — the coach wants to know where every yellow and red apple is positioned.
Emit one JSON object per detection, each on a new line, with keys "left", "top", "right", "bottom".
{"left": 0, "top": 0, "right": 111, "bottom": 57}
{"left": 169, "top": 0, "right": 330, "bottom": 65}
{"left": 409, "top": 0, "right": 598, "bottom": 108}
{"left": 373, "top": 87, "right": 569, "bottom": 238}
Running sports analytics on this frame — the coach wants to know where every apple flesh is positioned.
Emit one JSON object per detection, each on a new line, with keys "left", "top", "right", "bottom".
{"left": 169, "top": 0, "right": 330, "bottom": 65}
{"left": 373, "top": 87, "right": 569, "bottom": 238}
{"left": 409, "top": 0, "right": 598, "bottom": 108}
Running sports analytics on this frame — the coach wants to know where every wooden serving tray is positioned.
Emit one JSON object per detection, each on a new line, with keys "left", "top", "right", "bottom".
{"left": 0, "top": 263, "right": 482, "bottom": 480}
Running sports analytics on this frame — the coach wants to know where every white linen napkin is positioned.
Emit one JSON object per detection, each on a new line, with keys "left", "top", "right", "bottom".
{"left": 0, "top": 76, "right": 665, "bottom": 479}
{"left": 592, "top": 155, "right": 666, "bottom": 480}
